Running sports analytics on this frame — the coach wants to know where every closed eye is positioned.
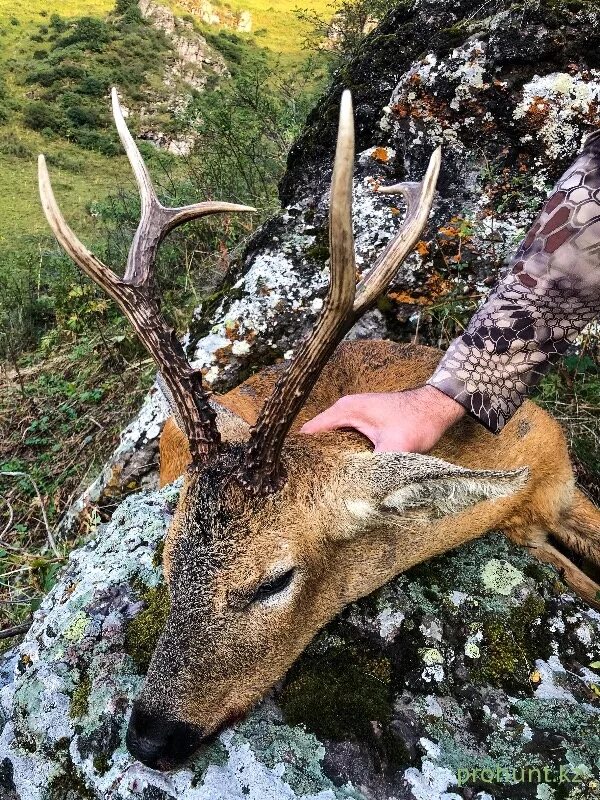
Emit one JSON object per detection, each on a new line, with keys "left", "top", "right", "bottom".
{"left": 250, "top": 568, "right": 296, "bottom": 605}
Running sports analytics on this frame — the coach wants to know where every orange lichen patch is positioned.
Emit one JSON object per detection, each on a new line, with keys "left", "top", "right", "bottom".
{"left": 371, "top": 147, "right": 390, "bottom": 163}
{"left": 213, "top": 344, "right": 233, "bottom": 365}
{"left": 522, "top": 95, "right": 551, "bottom": 130}
{"left": 415, "top": 240, "right": 430, "bottom": 256}
{"left": 438, "top": 216, "right": 473, "bottom": 241}
{"left": 388, "top": 271, "right": 452, "bottom": 307}
{"left": 388, "top": 290, "right": 427, "bottom": 305}
{"left": 585, "top": 99, "right": 600, "bottom": 125}
{"left": 425, "top": 271, "right": 453, "bottom": 299}
{"left": 225, "top": 322, "right": 241, "bottom": 341}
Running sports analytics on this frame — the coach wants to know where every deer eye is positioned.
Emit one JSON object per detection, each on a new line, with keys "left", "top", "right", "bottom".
{"left": 251, "top": 568, "right": 296, "bottom": 604}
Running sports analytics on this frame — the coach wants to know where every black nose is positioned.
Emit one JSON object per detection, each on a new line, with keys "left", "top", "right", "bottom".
{"left": 126, "top": 701, "right": 204, "bottom": 770}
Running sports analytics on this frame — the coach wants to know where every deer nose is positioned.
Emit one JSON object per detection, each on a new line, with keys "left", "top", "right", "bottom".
{"left": 126, "top": 701, "right": 204, "bottom": 770}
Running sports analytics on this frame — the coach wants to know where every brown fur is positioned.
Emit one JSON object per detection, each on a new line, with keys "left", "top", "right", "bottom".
{"left": 161, "top": 340, "right": 599, "bottom": 603}
{"left": 130, "top": 340, "right": 600, "bottom": 754}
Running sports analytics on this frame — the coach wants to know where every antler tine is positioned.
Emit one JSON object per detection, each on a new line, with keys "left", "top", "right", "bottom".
{"left": 38, "top": 81, "right": 264, "bottom": 463}
{"left": 352, "top": 146, "right": 441, "bottom": 318}
{"left": 39, "top": 154, "right": 123, "bottom": 300}
{"left": 111, "top": 87, "right": 256, "bottom": 287}
{"left": 237, "top": 89, "right": 357, "bottom": 494}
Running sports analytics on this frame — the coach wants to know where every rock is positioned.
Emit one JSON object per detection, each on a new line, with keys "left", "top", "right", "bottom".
{"left": 176, "top": 0, "right": 253, "bottom": 33}
{"left": 136, "top": 0, "right": 229, "bottom": 154}
{"left": 59, "top": 0, "right": 600, "bottom": 531}
{"left": 2, "top": 481, "right": 600, "bottom": 799}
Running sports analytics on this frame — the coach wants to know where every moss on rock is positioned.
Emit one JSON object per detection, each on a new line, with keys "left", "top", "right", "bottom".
{"left": 475, "top": 593, "right": 549, "bottom": 688}
{"left": 124, "top": 582, "right": 170, "bottom": 673}
{"left": 69, "top": 676, "right": 92, "bottom": 719}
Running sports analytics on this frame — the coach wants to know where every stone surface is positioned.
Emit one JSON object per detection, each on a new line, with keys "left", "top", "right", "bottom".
{"left": 2, "top": 481, "right": 600, "bottom": 799}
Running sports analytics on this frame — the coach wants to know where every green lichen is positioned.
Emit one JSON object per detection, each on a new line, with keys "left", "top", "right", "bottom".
{"left": 475, "top": 593, "right": 548, "bottom": 687}
{"left": 232, "top": 715, "right": 365, "bottom": 799}
{"left": 124, "top": 582, "right": 170, "bottom": 672}
{"left": 481, "top": 559, "right": 525, "bottom": 596}
{"left": 190, "top": 740, "right": 229, "bottom": 787}
{"left": 69, "top": 676, "right": 92, "bottom": 719}
{"left": 63, "top": 612, "right": 89, "bottom": 643}
{"left": 92, "top": 753, "right": 110, "bottom": 776}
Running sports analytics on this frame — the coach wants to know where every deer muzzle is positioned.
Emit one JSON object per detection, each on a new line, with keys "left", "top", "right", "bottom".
{"left": 126, "top": 701, "right": 205, "bottom": 771}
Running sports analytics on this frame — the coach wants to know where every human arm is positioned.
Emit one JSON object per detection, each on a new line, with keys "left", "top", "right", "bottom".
{"left": 302, "top": 130, "right": 600, "bottom": 449}
{"left": 427, "top": 130, "right": 600, "bottom": 432}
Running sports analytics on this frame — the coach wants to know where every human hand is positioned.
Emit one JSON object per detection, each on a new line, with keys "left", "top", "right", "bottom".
{"left": 300, "top": 385, "right": 466, "bottom": 453}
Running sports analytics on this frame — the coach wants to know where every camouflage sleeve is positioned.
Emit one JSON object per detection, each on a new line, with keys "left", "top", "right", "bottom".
{"left": 426, "top": 130, "right": 600, "bottom": 433}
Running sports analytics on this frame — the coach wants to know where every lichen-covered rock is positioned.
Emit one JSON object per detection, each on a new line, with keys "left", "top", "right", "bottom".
{"left": 59, "top": 0, "right": 600, "bottom": 532}
{"left": 2, "top": 481, "right": 600, "bottom": 800}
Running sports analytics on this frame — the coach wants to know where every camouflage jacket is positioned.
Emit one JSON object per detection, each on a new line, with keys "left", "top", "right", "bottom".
{"left": 427, "top": 131, "right": 600, "bottom": 433}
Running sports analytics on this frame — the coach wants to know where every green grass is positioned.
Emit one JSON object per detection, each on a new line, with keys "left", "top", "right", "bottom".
{"left": 0, "top": 1, "right": 131, "bottom": 256}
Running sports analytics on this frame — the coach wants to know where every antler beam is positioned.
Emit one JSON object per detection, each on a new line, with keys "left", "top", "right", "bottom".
{"left": 39, "top": 88, "right": 255, "bottom": 464}
{"left": 237, "top": 91, "right": 441, "bottom": 495}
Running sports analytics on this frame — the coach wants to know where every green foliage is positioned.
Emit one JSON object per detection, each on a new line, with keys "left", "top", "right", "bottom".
{"left": 183, "top": 52, "right": 319, "bottom": 209}
{"left": 20, "top": 5, "right": 170, "bottom": 153}
{"left": 296, "top": 0, "right": 396, "bottom": 68}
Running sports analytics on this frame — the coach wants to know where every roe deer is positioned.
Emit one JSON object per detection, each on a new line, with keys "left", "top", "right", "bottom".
{"left": 39, "top": 88, "right": 600, "bottom": 771}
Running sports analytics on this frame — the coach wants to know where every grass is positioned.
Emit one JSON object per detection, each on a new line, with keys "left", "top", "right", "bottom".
{"left": 0, "top": 332, "right": 155, "bottom": 641}
{"left": 0, "top": 1, "right": 133, "bottom": 269}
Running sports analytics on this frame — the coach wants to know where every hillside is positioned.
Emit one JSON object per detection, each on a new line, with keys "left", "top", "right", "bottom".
{"left": 0, "top": 0, "right": 331, "bottom": 265}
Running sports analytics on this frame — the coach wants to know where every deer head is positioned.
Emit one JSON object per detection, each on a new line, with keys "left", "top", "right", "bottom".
{"left": 39, "top": 89, "right": 527, "bottom": 770}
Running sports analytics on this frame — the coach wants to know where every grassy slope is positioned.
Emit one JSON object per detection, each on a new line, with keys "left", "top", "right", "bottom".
{"left": 0, "top": 1, "right": 132, "bottom": 255}
{"left": 0, "top": 0, "right": 331, "bottom": 262}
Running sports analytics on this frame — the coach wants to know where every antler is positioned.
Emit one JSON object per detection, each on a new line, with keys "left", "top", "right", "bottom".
{"left": 237, "top": 90, "right": 441, "bottom": 494}
{"left": 39, "top": 87, "right": 255, "bottom": 464}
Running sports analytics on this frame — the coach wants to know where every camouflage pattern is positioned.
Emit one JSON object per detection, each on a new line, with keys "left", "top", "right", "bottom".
{"left": 428, "top": 131, "right": 600, "bottom": 432}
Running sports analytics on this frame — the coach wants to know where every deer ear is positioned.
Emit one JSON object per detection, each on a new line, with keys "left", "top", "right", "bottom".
{"left": 342, "top": 452, "right": 528, "bottom": 524}
{"left": 156, "top": 373, "right": 250, "bottom": 442}
{"left": 210, "top": 401, "right": 251, "bottom": 443}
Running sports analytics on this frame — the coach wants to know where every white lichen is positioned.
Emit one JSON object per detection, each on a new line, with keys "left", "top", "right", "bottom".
{"left": 480, "top": 559, "right": 524, "bottom": 595}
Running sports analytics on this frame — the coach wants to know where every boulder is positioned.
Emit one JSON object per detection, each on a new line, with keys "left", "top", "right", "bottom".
{"left": 2, "top": 482, "right": 600, "bottom": 799}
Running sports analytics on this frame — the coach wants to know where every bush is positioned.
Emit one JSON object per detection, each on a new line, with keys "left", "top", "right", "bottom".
{"left": 49, "top": 14, "right": 66, "bottom": 33}
{"left": 59, "top": 17, "right": 111, "bottom": 51}
{"left": 66, "top": 104, "right": 100, "bottom": 128}
{"left": 23, "top": 101, "right": 63, "bottom": 133}
{"left": 20, "top": 2, "right": 170, "bottom": 155}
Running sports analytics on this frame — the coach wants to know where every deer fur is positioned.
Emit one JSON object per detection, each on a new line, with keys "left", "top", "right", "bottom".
{"left": 134, "top": 339, "right": 600, "bottom": 766}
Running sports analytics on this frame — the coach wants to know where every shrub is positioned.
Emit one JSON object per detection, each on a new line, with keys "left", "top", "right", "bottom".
{"left": 66, "top": 104, "right": 100, "bottom": 128}
{"left": 59, "top": 17, "right": 111, "bottom": 51}
{"left": 49, "top": 14, "right": 66, "bottom": 33}
{"left": 23, "top": 101, "right": 63, "bottom": 133}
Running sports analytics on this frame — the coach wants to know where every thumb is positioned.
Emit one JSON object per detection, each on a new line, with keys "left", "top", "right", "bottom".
{"left": 300, "top": 403, "right": 351, "bottom": 434}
